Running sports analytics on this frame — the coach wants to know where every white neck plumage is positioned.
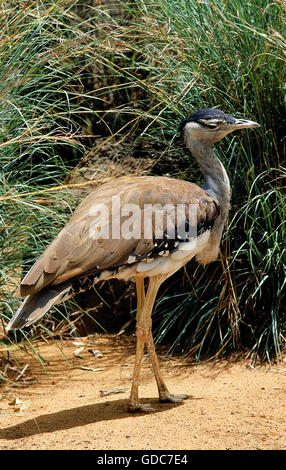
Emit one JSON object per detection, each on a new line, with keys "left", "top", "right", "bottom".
{"left": 183, "top": 127, "right": 231, "bottom": 222}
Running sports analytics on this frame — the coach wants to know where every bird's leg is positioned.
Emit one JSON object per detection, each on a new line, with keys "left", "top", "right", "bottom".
{"left": 128, "top": 278, "right": 148, "bottom": 412}
{"left": 145, "top": 320, "right": 189, "bottom": 404}
{"left": 128, "top": 277, "right": 161, "bottom": 412}
{"left": 142, "top": 276, "right": 170, "bottom": 397}
{"left": 129, "top": 276, "right": 188, "bottom": 413}
{"left": 143, "top": 277, "right": 189, "bottom": 405}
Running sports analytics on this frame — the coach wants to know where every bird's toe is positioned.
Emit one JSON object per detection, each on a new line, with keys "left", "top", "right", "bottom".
{"left": 128, "top": 401, "right": 156, "bottom": 413}
{"left": 159, "top": 392, "right": 189, "bottom": 404}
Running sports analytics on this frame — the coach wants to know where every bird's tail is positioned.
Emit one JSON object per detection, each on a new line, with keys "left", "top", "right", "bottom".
{"left": 6, "top": 283, "right": 72, "bottom": 331}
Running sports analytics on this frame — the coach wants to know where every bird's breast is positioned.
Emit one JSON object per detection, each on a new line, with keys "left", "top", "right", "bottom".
{"left": 135, "top": 230, "right": 212, "bottom": 278}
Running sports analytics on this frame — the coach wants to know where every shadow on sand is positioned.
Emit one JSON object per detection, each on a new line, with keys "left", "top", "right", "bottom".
{"left": 0, "top": 397, "right": 197, "bottom": 440}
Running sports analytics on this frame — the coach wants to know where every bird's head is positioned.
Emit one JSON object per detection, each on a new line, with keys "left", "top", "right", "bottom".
{"left": 180, "top": 108, "right": 260, "bottom": 146}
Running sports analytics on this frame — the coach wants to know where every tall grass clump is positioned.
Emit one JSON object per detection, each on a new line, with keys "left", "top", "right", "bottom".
{"left": 1, "top": 0, "right": 285, "bottom": 365}
{"left": 89, "top": 0, "right": 285, "bottom": 362}
{"left": 0, "top": 0, "right": 103, "bottom": 347}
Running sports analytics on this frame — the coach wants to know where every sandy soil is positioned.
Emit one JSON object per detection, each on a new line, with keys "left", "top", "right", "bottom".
{"left": 0, "top": 335, "right": 285, "bottom": 450}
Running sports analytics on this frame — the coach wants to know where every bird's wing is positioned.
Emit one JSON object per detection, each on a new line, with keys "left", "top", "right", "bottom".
{"left": 17, "top": 176, "right": 220, "bottom": 297}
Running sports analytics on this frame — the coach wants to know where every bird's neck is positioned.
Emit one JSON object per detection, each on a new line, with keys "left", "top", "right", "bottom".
{"left": 188, "top": 140, "right": 231, "bottom": 220}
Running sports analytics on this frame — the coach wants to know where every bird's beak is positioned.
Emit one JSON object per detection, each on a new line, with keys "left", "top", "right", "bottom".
{"left": 232, "top": 118, "right": 260, "bottom": 129}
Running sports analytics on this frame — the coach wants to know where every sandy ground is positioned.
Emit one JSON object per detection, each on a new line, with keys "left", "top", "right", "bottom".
{"left": 0, "top": 335, "right": 285, "bottom": 450}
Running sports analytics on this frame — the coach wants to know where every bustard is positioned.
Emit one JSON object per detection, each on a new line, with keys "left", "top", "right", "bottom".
{"left": 6, "top": 108, "right": 259, "bottom": 412}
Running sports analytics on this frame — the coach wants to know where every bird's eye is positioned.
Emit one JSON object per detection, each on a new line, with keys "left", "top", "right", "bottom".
{"left": 198, "top": 119, "right": 220, "bottom": 129}
{"left": 205, "top": 123, "right": 218, "bottom": 129}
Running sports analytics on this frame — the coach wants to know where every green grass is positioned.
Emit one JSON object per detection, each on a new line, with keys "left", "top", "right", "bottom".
{"left": 92, "top": 0, "right": 285, "bottom": 362}
{"left": 1, "top": 0, "right": 285, "bottom": 378}
{"left": 0, "top": 0, "right": 102, "bottom": 376}
{"left": 84, "top": 0, "right": 285, "bottom": 362}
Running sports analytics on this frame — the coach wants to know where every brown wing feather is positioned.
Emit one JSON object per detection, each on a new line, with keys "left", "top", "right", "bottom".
{"left": 17, "top": 176, "right": 220, "bottom": 297}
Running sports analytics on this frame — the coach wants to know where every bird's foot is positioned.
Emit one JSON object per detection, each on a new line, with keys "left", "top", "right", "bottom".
{"left": 159, "top": 391, "right": 189, "bottom": 404}
{"left": 128, "top": 401, "right": 156, "bottom": 413}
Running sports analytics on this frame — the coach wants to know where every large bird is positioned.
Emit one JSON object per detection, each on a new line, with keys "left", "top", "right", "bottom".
{"left": 6, "top": 108, "right": 259, "bottom": 412}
